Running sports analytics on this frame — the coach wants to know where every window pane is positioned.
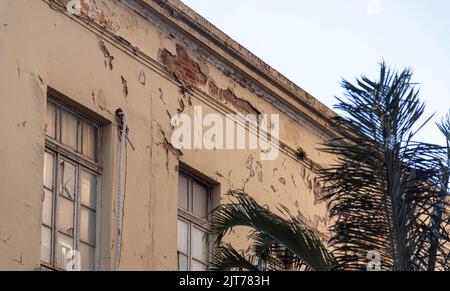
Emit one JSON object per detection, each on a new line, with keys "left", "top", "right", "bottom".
{"left": 58, "top": 197, "right": 74, "bottom": 237}
{"left": 45, "top": 102, "right": 56, "bottom": 138}
{"left": 193, "top": 182, "right": 208, "bottom": 219}
{"left": 42, "top": 189, "right": 53, "bottom": 226}
{"left": 178, "top": 175, "right": 188, "bottom": 210}
{"left": 177, "top": 220, "right": 188, "bottom": 254}
{"left": 56, "top": 233, "right": 73, "bottom": 270}
{"left": 61, "top": 110, "right": 78, "bottom": 150}
{"left": 82, "top": 122, "right": 97, "bottom": 161}
{"left": 60, "top": 160, "right": 76, "bottom": 200}
{"left": 80, "top": 242, "right": 95, "bottom": 271}
{"left": 192, "top": 260, "right": 207, "bottom": 271}
{"left": 192, "top": 227, "right": 208, "bottom": 262}
{"left": 41, "top": 226, "right": 52, "bottom": 264}
{"left": 80, "top": 207, "right": 96, "bottom": 245}
{"left": 43, "top": 152, "right": 54, "bottom": 189}
{"left": 81, "top": 171, "right": 97, "bottom": 210}
{"left": 178, "top": 253, "right": 188, "bottom": 271}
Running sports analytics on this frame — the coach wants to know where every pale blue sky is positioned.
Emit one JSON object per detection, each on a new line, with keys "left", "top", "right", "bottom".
{"left": 182, "top": 0, "right": 450, "bottom": 145}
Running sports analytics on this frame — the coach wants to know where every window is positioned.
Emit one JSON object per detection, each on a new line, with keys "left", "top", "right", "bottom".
{"left": 42, "top": 99, "right": 101, "bottom": 271}
{"left": 177, "top": 171, "right": 211, "bottom": 271}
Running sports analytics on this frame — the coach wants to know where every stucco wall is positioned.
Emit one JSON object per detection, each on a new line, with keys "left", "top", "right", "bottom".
{"left": 0, "top": 0, "right": 336, "bottom": 270}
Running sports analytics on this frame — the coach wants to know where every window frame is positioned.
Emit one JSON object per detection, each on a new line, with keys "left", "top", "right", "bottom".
{"left": 42, "top": 98, "right": 102, "bottom": 271}
{"left": 177, "top": 170, "right": 212, "bottom": 271}
{"left": 45, "top": 98, "right": 102, "bottom": 168}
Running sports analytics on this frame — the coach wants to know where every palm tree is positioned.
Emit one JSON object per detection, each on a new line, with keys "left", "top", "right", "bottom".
{"left": 210, "top": 190, "right": 337, "bottom": 271}
{"left": 209, "top": 63, "right": 450, "bottom": 271}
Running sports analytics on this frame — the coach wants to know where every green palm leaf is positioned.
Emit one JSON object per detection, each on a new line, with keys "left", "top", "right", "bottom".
{"left": 210, "top": 190, "right": 337, "bottom": 271}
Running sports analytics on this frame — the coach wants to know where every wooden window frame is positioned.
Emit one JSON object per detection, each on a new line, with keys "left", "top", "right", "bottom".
{"left": 177, "top": 170, "right": 212, "bottom": 271}
{"left": 42, "top": 97, "right": 102, "bottom": 271}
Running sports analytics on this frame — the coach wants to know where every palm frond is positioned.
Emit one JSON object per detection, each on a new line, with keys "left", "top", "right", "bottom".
{"left": 437, "top": 112, "right": 450, "bottom": 143}
{"left": 210, "top": 243, "right": 260, "bottom": 271}
{"left": 250, "top": 231, "right": 312, "bottom": 271}
{"left": 210, "top": 190, "right": 336, "bottom": 271}
{"left": 321, "top": 62, "right": 450, "bottom": 271}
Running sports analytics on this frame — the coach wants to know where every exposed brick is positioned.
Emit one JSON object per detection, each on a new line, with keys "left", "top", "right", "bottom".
{"left": 57, "top": 0, "right": 120, "bottom": 32}
{"left": 209, "top": 80, "right": 219, "bottom": 96}
{"left": 160, "top": 45, "right": 207, "bottom": 87}
{"left": 208, "top": 81, "right": 260, "bottom": 116}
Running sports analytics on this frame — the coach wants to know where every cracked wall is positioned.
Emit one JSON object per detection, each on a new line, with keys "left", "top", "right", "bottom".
{"left": 53, "top": 0, "right": 120, "bottom": 32}
{"left": 0, "top": 0, "right": 337, "bottom": 270}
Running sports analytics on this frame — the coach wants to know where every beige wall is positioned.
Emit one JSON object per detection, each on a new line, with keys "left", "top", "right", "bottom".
{"left": 0, "top": 0, "right": 336, "bottom": 270}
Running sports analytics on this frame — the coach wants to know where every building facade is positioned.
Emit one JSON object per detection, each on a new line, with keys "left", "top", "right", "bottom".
{"left": 0, "top": 0, "right": 337, "bottom": 270}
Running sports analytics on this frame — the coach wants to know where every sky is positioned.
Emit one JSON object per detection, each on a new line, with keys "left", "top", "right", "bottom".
{"left": 181, "top": 0, "right": 450, "bottom": 145}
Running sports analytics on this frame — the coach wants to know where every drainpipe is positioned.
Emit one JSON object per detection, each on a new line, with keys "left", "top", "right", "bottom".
{"left": 115, "top": 109, "right": 128, "bottom": 271}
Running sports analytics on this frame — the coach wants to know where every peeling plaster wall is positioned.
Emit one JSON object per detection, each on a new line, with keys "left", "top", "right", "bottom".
{"left": 0, "top": 0, "right": 337, "bottom": 270}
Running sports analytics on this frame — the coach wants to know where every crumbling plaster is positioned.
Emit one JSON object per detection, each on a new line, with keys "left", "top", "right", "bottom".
{"left": 0, "top": 0, "right": 337, "bottom": 270}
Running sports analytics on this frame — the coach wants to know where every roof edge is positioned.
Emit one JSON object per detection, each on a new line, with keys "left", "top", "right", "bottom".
{"left": 140, "top": 0, "right": 338, "bottom": 134}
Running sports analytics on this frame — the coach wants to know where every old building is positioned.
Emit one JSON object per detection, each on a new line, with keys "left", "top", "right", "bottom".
{"left": 0, "top": 0, "right": 337, "bottom": 270}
